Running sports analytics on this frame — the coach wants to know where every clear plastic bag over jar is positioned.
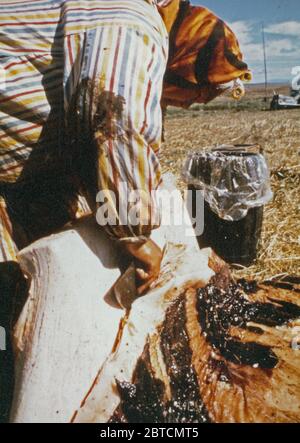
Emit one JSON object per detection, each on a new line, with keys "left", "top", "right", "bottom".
{"left": 182, "top": 144, "right": 273, "bottom": 222}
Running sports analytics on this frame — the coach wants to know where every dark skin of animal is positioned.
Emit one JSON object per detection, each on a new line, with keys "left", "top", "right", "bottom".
{"left": 112, "top": 277, "right": 300, "bottom": 423}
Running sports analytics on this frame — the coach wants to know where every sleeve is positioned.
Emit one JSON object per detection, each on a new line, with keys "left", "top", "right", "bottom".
{"left": 83, "top": 25, "right": 168, "bottom": 244}
{"left": 0, "top": 1, "right": 60, "bottom": 57}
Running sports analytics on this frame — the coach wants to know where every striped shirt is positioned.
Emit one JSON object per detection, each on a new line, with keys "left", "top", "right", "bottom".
{"left": 0, "top": 0, "right": 169, "bottom": 255}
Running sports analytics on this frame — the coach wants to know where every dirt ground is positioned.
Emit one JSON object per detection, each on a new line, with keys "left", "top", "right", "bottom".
{"left": 161, "top": 91, "right": 300, "bottom": 281}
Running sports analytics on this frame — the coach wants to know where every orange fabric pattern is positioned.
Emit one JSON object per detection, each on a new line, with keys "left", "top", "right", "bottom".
{"left": 158, "top": 0, "right": 180, "bottom": 32}
{"left": 160, "top": 1, "right": 251, "bottom": 108}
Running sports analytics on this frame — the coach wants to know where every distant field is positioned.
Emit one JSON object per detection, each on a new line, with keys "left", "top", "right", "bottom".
{"left": 246, "top": 82, "right": 290, "bottom": 96}
{"left": 162, "top": 85, "right": 300, "bottom": 280}
{"left": 167, "top": 83, "right": 292, "bottom": 114}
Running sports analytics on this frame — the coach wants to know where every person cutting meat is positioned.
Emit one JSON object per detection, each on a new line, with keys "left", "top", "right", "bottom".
{"left": 0, "top": 0, "right": 251, "bottom": 422}
{"left": 0, "top": 0, "right": 250, "bottom": 293}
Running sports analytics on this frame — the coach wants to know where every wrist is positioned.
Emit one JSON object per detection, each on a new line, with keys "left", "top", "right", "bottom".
{"left": 124, "top": 239, "right": 162, "bottom": 262}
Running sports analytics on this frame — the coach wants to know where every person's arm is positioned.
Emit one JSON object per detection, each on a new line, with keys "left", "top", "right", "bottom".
{"left": 95, "top": 119, "right": 164, "bottom": 293}
{"left": 125, "top": 240, "right": 163, "bottom": 295}
{"left": 89, "top": 25, "right": 168, "bottom": 292}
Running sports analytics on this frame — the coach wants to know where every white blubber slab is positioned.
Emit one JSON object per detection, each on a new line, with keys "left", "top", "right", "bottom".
{"left": 73, "top": 243, "right": 214, "bottom": 423}
{"left": 10, "top": 175, "right": 199, "bottom": 423}
{"left": 10, "top": 218, "right": 123, "bottom": 423}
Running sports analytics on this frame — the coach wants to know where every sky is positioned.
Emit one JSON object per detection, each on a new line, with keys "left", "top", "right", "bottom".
{"left": 195, "top": 0, "right": 300, "bottom": 83}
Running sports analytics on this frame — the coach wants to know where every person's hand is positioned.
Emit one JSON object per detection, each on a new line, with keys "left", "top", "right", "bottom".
{"left": 124, "top": 239, "right": 163, "bottom": 295}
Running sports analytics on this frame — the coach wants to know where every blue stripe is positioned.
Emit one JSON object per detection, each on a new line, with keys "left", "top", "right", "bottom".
{"left": 1, "top": 75, "right": 62, "bottom": 98}
{"left": 0, "top": 102, "right": 51, "bottom": 127}
{"left": 0, "top": 10, "right": 159, "bottom": 38}
{"left": 4, "top": 67, "right": 62, "bottom": 88}
{"left": 145, "top": 53, "right": 162, "bottom": 142}
{"left": 117, "top": 27, "right": 131, "bottom": 97}
{"left": 0, "top": 99, "right": 62, "bottom": 132}
{"left": 0, "top": 0, "right": 62, "bottom": 12}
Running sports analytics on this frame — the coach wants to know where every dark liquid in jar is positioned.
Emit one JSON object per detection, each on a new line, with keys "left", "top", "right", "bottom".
{"left": 188, "top": 189, "right": 264, "bottom": 267}
{"left": 187, "top": 146, "right": 266, "bottom": 266}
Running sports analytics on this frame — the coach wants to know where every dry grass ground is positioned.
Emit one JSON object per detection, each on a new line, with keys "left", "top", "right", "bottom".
{"left": 160, "top": 87, "right": 300, "bottom": 281}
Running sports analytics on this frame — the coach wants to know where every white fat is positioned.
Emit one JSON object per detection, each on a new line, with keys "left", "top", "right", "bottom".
{"left": 73, "top": 243, "right": 214, "bottom": 423}
{"left": 10, "top": 174, "right": 213, "bottom": 423}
